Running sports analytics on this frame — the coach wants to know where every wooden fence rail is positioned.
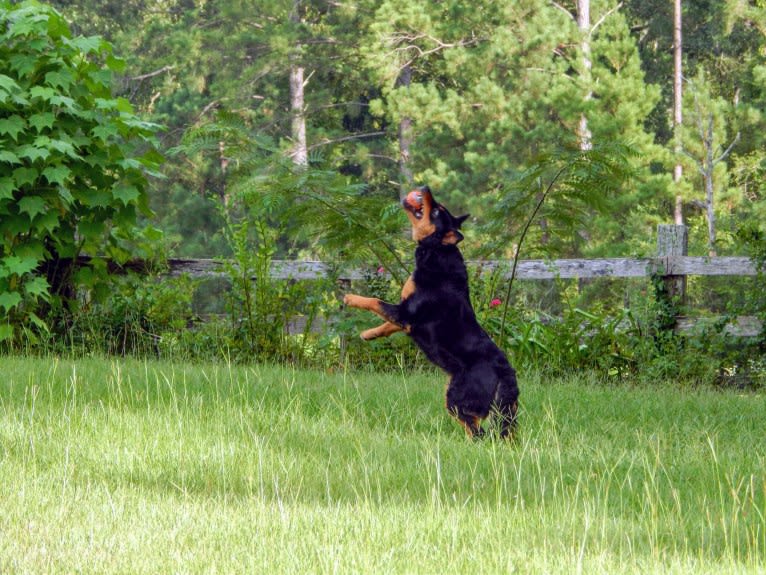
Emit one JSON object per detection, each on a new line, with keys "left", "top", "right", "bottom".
{"left": 94, "top": 225, "right": 760, "bottom": 337}
{"left": 158, "top": 225, "right": 757, "bottom": 281}
{"left": 161, "top": 255, "right": 758, "bottom": 281}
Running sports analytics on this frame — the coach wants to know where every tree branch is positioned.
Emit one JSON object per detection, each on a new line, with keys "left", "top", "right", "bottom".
{"left": 386, "top": 32, "right": 481, "bottom": 73}
{"left": 680, "top": 148, "right": 706, "bottom": 175}
{"left": 713, "top": 132, "right": 741, "bottom": 165}
{"left": 307, "top": 131, "right": 386, "bottom": 151}
{"left": 128, "top": 65, "right": 175, "bottom": 82}
{"left": 590, "top": 2, "right": 624, "bottom": 36}
{"left": 551, "top": 2, "right": 576, "bottom": 20}
{"left": 199, "top": 99, "right": 220, "bottom": 118}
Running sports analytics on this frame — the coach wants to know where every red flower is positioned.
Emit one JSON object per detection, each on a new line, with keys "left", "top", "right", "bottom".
{"left": 490, "top": 298, "right": 502, "bottom": 308}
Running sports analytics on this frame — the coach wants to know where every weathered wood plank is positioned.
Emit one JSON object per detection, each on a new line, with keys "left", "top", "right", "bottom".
{"left": 84, "top": 255, "right": 759, "bottom": 281}
{"left": 79, "top": 255, "right": 762, "bottom": 337}
{"left": 676, "top": 315, "right": 763, "bottom": 337}
{"left": 473, "top": 258, "right": 658, "bottom": 280}
{"left": 271, "top": 260, "right": 363, "bottom": 280}
{"left": 665, "top": 256, "right": 758, "bottom": 276}
{"left": 479, "top": 256, "right": 757, "bottom": 279}
{"left": 165, "top": 258, "right": 223, "bottom": 277}
{"left": 284, "top": 314, "right": 763, "bottom": 337}
{"left": 165, "top": 257, "right": 663, "bottom": 280}
{"left": 164, "top": 259, "right": 366, "bottom": 280}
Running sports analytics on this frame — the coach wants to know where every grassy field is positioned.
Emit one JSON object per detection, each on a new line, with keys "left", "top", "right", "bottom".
{"left": 0, "top": 355, "right": 764, "bottom": 574}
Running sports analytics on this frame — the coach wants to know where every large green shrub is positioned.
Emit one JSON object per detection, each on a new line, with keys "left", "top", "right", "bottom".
{"left": 0, "top": 1, "right": 162, "bottom": 343}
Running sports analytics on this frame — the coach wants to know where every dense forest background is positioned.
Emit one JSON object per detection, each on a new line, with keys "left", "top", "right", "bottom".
{"left": 49, "top": 0, "right": 766, "bottom": 260}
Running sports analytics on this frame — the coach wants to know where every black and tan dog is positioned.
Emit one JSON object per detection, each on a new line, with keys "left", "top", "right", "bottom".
{"left": 343, "top": 186, "right": 519, "bottom": 438}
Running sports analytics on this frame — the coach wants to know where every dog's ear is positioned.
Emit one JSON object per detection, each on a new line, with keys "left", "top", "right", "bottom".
{"left": 455, "top": 214, "right": 470, "bottom": 228}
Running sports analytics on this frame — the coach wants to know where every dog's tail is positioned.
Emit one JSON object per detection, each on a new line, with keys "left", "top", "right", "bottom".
{"left": 495, "top": 364, "right": 519, "bottom": 439}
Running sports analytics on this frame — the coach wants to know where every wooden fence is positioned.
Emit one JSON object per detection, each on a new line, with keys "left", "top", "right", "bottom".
{"left": 144, "top": 225, "right": 762, "bottom": 337}
{"left": 162, "top": 254, "right": 757, "bottom": 281}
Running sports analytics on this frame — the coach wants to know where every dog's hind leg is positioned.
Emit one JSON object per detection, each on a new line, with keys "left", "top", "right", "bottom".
{"left": 446, "top": 375, "right": 490, "bottom": 439}
{"left": 452, "top": 410, "right": 486, "bottom": 438}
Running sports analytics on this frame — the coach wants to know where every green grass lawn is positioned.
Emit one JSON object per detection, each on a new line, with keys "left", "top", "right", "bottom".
{"left": 1, "top": 355, "right": 764, "bottom": 574}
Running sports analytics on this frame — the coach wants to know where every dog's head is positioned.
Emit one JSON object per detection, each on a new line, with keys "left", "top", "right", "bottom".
{"left": 402, "top": 186, "right": 469, "bottom": 245}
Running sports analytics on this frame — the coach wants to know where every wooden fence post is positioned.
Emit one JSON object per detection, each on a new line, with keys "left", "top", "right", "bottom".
{"left": 656, "top": 223, "right": 688, "bottom": 306}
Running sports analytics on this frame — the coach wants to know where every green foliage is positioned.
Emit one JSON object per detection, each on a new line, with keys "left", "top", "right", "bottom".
{"left": 40, "top": 0, "right": 766, "bottom": 264}
{"left": 216, "top": 214, "right": 327, "bottom": 364}
{"left": 737, "top": 220, "right": 766, "bottom": 344}
{"left": 179, "top": 109, "right": 409, "bottom": 277}
{"left": 482, "top": 304, "right": 639, "bottom": 377}
{"left": 47, "top": 273, "right": 196, "bottom": 357}
{"left": 481, "top": 142, "right": 637, "bottom": 260}
{"left": 476, "top": 142, "right": 636, "bottom": 351}
{"left": 0, "top": 1, "right": 163, "bottom": 343}
{"left": 739, "top": 222, "right": 766, "bottom": 272}
{"left": 468, "top": 262, "right": 764, "bottom": 387}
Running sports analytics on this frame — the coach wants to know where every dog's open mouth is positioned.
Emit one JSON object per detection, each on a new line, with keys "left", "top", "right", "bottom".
{"left": 403, "top": 190, "right": 424, "bottom": 219}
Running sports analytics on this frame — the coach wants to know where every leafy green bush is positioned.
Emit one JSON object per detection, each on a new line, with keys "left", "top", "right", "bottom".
{"left": 216, "top": 213, "right": 331, "bottom": 364}
{"left": 0, "top": 1, "right": 163, "bottom": 344}
{"left": 477, "top": 289, "right": 640, "bottom": 378}
{"left": 44, "top": 272, "right": 195, "bottom": 357}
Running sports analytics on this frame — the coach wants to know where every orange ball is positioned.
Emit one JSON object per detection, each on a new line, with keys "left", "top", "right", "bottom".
{"left": 405, "top": 189, "right": 423, "bottom": 210}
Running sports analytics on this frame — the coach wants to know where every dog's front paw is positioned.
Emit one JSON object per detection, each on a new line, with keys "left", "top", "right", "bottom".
{"left": 343, "top": 294, "right": 362, "bottom": 308}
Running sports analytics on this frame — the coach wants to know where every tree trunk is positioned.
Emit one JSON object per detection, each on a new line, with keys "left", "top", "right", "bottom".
{"left": 219, "top": 140, "right": 228, "bottom": 205}
{"left": 289, "top": 65, "right": 307, "bottom": 166}
{"left": 396, "top": 64, "right": 413, "bottom": 188}
{"left": 673, "top": 0, "right": 684, "bottom": 224}
{"left": 702, "top": 115, "right": 714, "bottom": 256}
{"left": 290, "top": 1, "right": 307, "bottom": 167}
{"left": 705, "top": 174, "right": 716, "bottom": 257}
{"left": 576, "top": 0, "right": 593, "bottom": 151}
{"left": 691, "top": 108, "right": 739, "bottom": 257}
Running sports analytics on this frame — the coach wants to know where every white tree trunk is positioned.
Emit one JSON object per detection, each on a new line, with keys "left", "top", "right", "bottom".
{"left": 673, "top": 0, "right": 684, "bottom": 224}
{"left": 695, "top": 114, "right": 739, "bottom": 257}
{"left": 576, "top": 0, "right": 593, "bottom": 151}
{"left": 290, "top": 0, "right": 307, "bottom": 167}
{"left": 289, "top": 64, "right": 307, "bottom": 166}
{"left": 396, "top": 64, "right": 413, "bottom": 187}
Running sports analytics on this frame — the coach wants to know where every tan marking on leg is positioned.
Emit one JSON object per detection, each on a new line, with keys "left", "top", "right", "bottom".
{"left": 343, "top": 294, "right": 382, "bottom": 313}
{"left": 343, "top": 293, "right": 399, "bottom": 325}
{"left": 360, "top": 322, "right": 403, "bottom": 340}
